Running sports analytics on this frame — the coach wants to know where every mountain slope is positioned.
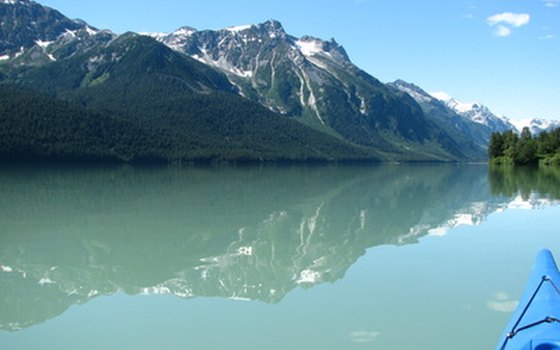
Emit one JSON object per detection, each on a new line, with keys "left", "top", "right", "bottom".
{"left": 0, "top": 84, "right": 187, "bottom": 162}
{"left": 389, "top": 80, "right": 493, "bottom": 159}
{"left": 12, "top": 33, "right": 236, "bottom": 97}
{"left": 150, "top": 20, "right": 474, "bottom": 161}
{"left": 2, "top": 35, "right": 377, "bottom": 162}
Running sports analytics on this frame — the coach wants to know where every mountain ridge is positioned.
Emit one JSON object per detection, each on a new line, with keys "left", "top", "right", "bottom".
{"left": 0, "top": 0, "right": 537, "bottom": 162}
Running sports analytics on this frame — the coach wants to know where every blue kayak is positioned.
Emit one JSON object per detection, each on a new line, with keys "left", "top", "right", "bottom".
{"left": 497, "top": 249, "right": 560, "bottom": 350}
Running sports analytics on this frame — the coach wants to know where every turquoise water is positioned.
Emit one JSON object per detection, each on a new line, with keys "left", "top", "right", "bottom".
{"left": 1, "top": 164, "right": 559, "bottom": 349}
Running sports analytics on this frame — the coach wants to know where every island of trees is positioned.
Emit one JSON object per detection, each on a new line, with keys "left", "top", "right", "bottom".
{"left": 489, "top": 127, "right": 560, "bottom": 166}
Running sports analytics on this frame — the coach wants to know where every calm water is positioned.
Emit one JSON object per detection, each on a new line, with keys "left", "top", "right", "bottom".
{"left": 1, "top": 163, "right": 560, "bottom": 349}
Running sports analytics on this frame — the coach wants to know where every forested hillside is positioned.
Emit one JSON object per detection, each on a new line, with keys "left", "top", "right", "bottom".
{"left": 0, "top": 85, "right": 377, "bottom": 162}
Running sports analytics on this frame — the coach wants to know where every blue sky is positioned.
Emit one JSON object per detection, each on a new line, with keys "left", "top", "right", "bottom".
{"left": 39, "top": 0, "right": 560, "bottom": 121}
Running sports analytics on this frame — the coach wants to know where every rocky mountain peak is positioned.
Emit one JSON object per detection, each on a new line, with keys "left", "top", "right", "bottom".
{"left": 257, "top": 19, "right": 285, "bottom": 36}
{"left": 0, "top": 0, "right": 115, "bottom": 62}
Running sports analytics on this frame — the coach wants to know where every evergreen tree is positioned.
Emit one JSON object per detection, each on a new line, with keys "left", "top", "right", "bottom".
{"left": 488, "top": 132, "right": 505, "bottom": 158}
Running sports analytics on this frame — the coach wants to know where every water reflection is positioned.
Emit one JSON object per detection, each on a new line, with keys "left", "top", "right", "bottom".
{"left": 489, "top": 165, "right": 560, "bottom": 201}
{"left": 0, "top": 164, "right": 558, "bottom": 331}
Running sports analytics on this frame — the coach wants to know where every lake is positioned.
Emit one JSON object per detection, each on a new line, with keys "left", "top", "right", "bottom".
{"left": 1, "top": 163, "right": 559, "bottom": 349}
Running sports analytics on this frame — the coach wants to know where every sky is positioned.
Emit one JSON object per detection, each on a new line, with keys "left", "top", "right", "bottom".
{"left": 38, "top": 0, "right": 560, "bottom": 121}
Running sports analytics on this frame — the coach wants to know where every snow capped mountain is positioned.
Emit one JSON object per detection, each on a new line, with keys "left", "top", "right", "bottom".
{"left": 150, "top": 20, "right": 351, "bottom": 87}
{"left": 389, "top": 81, "right": 512, "bottom": 133}
{"left": 0, "top": 0, "right": 115, "bottom": 64}
{"left": 430, "top": 91, "right": 515, "bottom": 132}
{"left": 510, "top": 118, "right": 560, "bottom": 135}
{"left": 146, "top": 19, "right": 462, "bottom": 159}
{"left": 430, "top": 91, "right": 560, "bottom": 135}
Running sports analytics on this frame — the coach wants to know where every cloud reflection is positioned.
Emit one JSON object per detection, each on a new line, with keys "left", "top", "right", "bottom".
{"left": 349, "top": 330, "right": 381, "bottom": 343}
{"left": 487, "top": 292, "right": 519, "bottom": 313}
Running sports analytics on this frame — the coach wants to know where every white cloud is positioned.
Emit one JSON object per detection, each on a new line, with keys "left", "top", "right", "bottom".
{"left": 543, "top": 0, "right": 560, "bottom": 7}
{"left": 495, "top": 25, "right": 513, "bottom": 37}
{"left": 487, "top": 12, "right": 530, "bottom": 28}
{"left": 487, "top": 12, "right": 530, "bottom": 38}
{"left": 540, "top": 34, "right": 556, "bottom": 40}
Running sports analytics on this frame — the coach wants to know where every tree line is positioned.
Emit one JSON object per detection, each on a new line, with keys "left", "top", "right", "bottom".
{"left": 488, "top": 127, "right": 560, "bottom": 166}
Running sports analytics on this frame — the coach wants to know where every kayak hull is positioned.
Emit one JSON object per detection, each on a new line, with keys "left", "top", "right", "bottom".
{"left": 497, "top": 250, "right": 560, "bottom": 350}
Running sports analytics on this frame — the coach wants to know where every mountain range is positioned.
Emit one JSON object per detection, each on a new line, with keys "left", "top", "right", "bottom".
{"left": 0, "top": 0, "right": 557, "bottom": 162}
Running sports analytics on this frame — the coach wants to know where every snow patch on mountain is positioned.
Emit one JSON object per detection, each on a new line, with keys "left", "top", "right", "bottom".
{"left": 175, "top": 27, "right": 197, "bottom": 36}
{"left": 84, "top": 26, "right": 99, "bottom": 36}
{"left": 429, "top": 91, "right": 452, "bottom": 101}
{"left": 63, "top": 29, "right": 78, "bottom": 38}
{"left": 296, "top": 38, "right": 326, "bottom": 57}
{"left": 14, "top": 46, "right": 24, "bottom": 58}
{"left": 144, "top": 26, "right": 197, "bottom": 51}
{"left": 225, "top": 24, "right": 253, "bottom": 32}
{"left": 430, "top": 91, "right": 479, "bottom": 114}
{"left": 446, "top": 99, "right": 479, "bottom": 115}
{"left": 34, "top": 39, "right": 56, "bottom": 61}
{"left": 395, "top": 83, "right": 432, "bottom": 104}
{"left": 35, "top": 39, "right": 54, "bottom": 48}
{"left": 192, "top": 48, "right": 253, "bottom": 78}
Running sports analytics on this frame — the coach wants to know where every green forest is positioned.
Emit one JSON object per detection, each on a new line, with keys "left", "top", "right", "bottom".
{"left": 0, "top": 84, "right": 377, "bottom": 163}
{"left": 488, "top": 127, "right": 560, "bottom": 166}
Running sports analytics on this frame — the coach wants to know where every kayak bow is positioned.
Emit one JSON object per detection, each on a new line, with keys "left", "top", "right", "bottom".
{"left": 497, "top": 249, "right": 560, "bottom": 350}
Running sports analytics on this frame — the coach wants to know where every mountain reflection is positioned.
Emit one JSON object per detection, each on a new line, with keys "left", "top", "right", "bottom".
{"left": 1, "top": 164, "right": 558, "bottom": 331}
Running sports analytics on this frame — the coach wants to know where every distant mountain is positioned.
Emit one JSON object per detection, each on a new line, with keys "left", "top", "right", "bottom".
{"left": 428, "top": 90, "right": 560, "bottom": 136}
{"left": 511, "top": 118, "right": 560, "bottom": 135}
{"left": 428, "top": 90, "right": 515, "bottom": 132}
